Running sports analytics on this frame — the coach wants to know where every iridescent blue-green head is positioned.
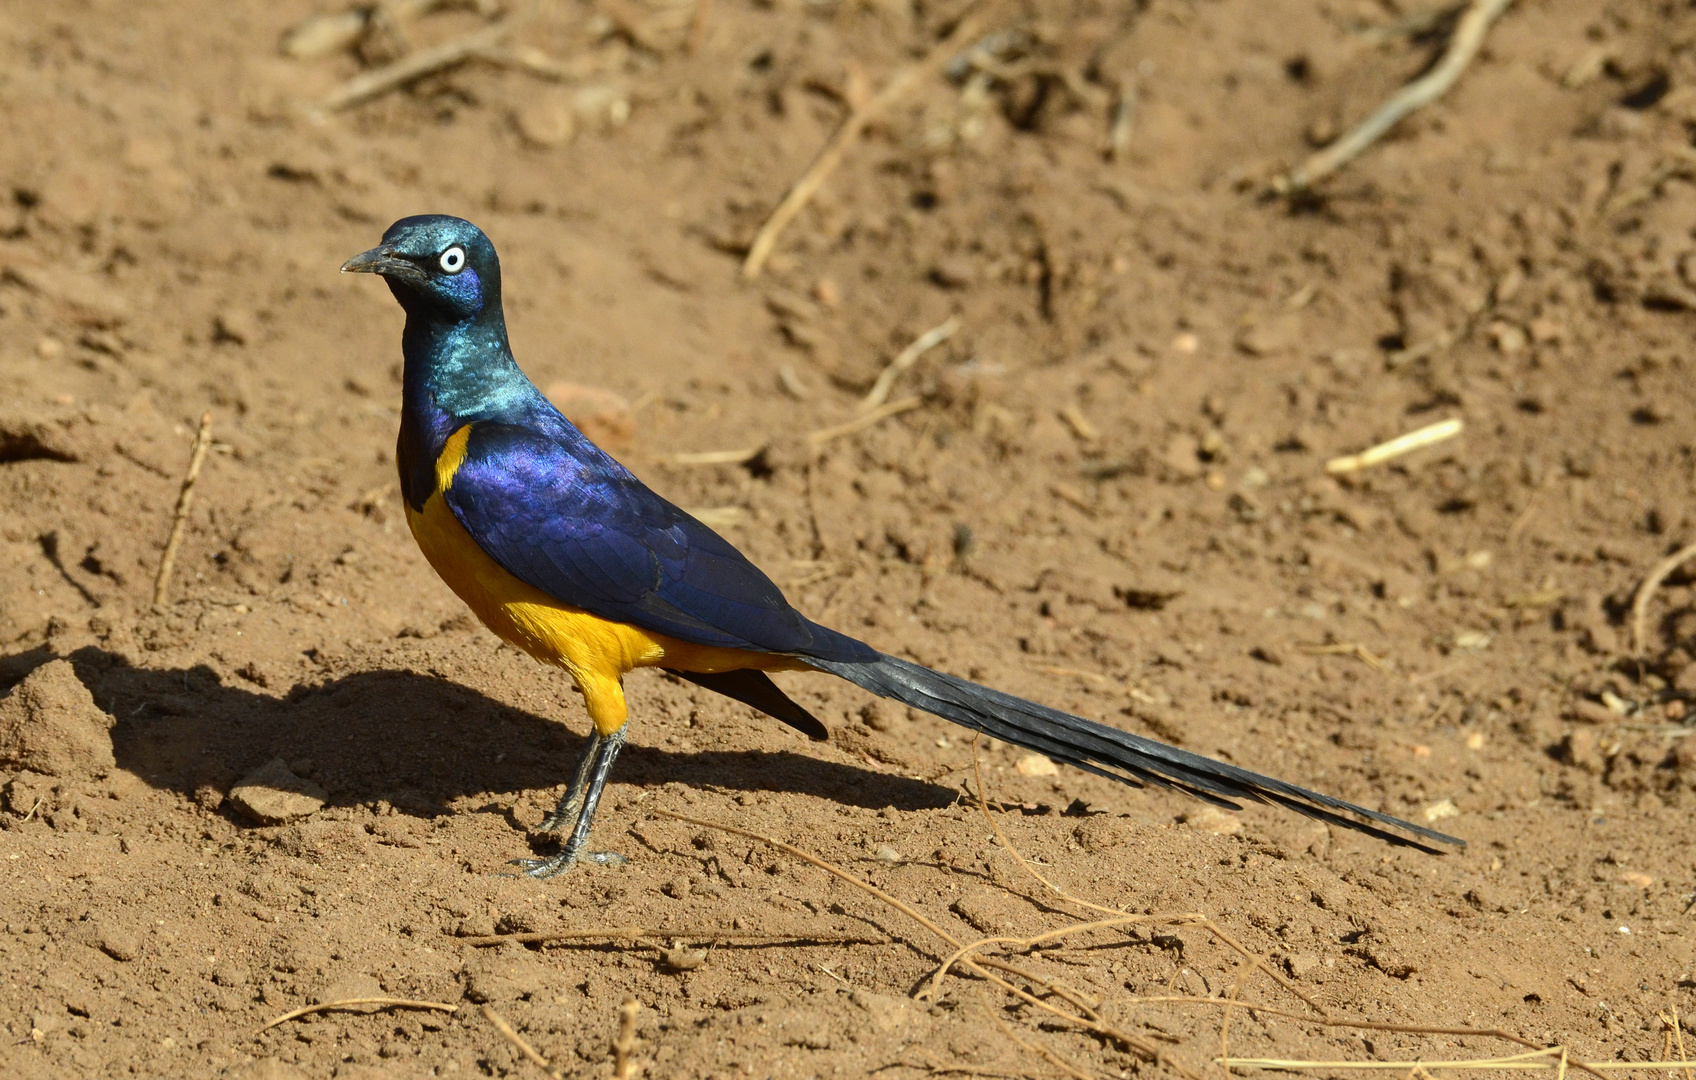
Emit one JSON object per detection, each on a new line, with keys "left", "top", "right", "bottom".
{"left": 342, "top": 215, "right": 500, "bottom": 323}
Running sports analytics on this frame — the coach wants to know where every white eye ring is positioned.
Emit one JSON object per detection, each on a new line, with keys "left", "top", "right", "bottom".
{"left": 438, "top": 246, "right": 466, "bottom": 274}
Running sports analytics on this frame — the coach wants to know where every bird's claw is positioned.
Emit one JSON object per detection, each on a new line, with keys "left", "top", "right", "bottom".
{"left": 508, "top": 850, "right": 627, "bottom": 879}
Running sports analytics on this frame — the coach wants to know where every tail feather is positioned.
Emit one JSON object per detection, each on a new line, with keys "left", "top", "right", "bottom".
{"left": 809, "top": 651, "right": 1462, "bottom": 853}
{"left": 669, "top": 668, "right": 829, "bottom": 741}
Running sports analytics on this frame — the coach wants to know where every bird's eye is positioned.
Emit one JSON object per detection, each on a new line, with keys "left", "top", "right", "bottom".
{"left": 438, "top": 246, "right": 466, "bottom": 274}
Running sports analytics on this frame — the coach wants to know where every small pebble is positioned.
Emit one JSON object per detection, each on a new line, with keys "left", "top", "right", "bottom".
{"left": 1015, "top": 754, "right": 1058, "bottom": 777}
{"left": 662, "top": 945, "right": 708, "bottom": 971}
{"left": 1183, "top": 807, "right": 1242, "bottom": 835}
{"left": 1422, "top": 798, "right": 1460, "bottom": 823}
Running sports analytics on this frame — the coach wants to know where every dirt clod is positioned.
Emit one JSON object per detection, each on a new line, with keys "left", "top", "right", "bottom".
{"left": 226, "top": 759, "right": 327, "bottom": 825}
{"left": 310, "top": 973, "right": 383, "bottom": 1010}
{"left": 0, "top": 660, "right": 115, "bottom": 779}
{"left": 94, "top": 927, "right": 140, "bottom": 962}
{"left": 1182, "top": 806, "right": 1244, "bottom": 836}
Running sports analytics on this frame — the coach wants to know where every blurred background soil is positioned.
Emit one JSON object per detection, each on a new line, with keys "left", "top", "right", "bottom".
{"left": 1, "top": 0, "right": 1694, "bottom": 1076}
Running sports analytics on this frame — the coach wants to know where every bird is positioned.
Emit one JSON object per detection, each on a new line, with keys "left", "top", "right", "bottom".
{"left": 342, "top": 214, "right": 1462, "bottom": 878}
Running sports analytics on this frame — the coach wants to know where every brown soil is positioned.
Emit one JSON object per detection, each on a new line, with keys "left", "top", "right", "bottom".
{"left": 2, "top": 1, "right": 1694, "bottom": 1077}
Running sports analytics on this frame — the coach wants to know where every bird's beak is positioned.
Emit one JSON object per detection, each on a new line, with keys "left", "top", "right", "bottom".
{"left": 340, "top": 246, "right": 426, "bottom": 284}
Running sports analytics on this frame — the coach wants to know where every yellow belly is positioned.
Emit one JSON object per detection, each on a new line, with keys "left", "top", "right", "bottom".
{"left": 404, "top": 426, "right": 795, "bottom": 734}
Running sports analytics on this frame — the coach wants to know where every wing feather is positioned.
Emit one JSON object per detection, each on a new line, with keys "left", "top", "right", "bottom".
{"left": 441, "top": 421, "right": 871, "bottom": 661}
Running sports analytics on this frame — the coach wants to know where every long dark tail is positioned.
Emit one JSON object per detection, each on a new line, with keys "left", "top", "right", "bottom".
{"left": 808, "top": 651, "right": 1462, "bottom": 853}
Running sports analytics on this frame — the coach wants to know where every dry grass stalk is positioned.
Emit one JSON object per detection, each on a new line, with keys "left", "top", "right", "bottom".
{"left": 1278, "top": 0, "right": 1516, "bottom": 190}
{"left": 651, "top": 807, "right": 1194, "bottom": 1076}
{"left": 808, "top": 396, "right": 923, "bottom": 446}
{"left": 979, "top": 991, "right": 1096, "bottom": 1080}
{"left": 964, "top": 745, "right": 1600, "bottom": 1073}
{"left": 152, "top": 411, "right": 213, "bottom": 607}
{"left": 457, "top": 926, "right": 889, "bottom": 947}
{"left": 480, "top": 1003, "right": 562, "bottom": 1080}
{"left": 860, "top": 316, "right": 961, "bottom": 412}
{"left": 257, "top": 997, "right": 458, "bottom": 1032}
{"left": 1630, "top": 540, "right": 1696, "bottom": 655}
{"left": 319, "top": 12, "right": 525, "bottom": 112}
{"left": 925, "top": 914, "right": 1159, "bottom": 1002}
{"left": 669, "top": 394, "right": 928, "bottom": 466}
{"left": 668, "top": 446, "right": 763, "bottom": 466}
{"left": 969, "top": 746, "right": 1325, "bottom": 1015}
{"left": 671, "top": 400, "right": 924, "bottom": 462}
{"left": 1107, "top": 81, "right": 1136, "bottom": 160}
{"left": 612, "top": 997, "right": 641, "bottom": 1079}
{"left": 1216, "top": 1049, "right": 1696, "bottom": 1072}
{"left": 1599, "top": 145, "right": 1696, "bottom": 218}
{"left": 1324, "top": 418, "right": 1462, "bottom": 475}
{"left": 659, "top": 765, "right": 1617, "bottom": 1080}
{"left": 1057, "top": 404, "right": 1100, "bottom": 442}
{"left": 742, "top": 2, "right": 998, "bottom": 278}
{"left": 1298, "top": 642, "right": 1388, "bottom": 671}
{"left": 1676, "top": 1001, "right": 1693, "bottom": 1080}
{"left": 651, "top": 808, "right": 959, "bottom": 949}
{"left": 909, "top": 1049, "right": 1023, "bottom": 1077}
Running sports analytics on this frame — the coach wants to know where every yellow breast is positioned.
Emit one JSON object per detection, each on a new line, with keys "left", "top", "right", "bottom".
{"left": 404, "top": 424, "right": 790, "bottom": 733}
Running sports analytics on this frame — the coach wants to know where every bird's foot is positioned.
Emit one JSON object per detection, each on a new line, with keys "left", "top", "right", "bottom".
{"left": 509, "top": 849, "right": 628, "bottom": 879}
{"left": 534, "top": 809, "right": 574, "bottom": 834}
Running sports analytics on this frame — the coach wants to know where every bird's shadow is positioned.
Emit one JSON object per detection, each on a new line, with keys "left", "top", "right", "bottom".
{"left": 1, "top": 646, "right": 955, "bottom": 819}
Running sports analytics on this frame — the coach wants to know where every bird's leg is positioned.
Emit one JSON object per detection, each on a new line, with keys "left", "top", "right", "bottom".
{"left": 513, "top": 726, "right": 628, "bottom": 878}
{"left": 535, "top": 731, "right": 601, "bottom": 833}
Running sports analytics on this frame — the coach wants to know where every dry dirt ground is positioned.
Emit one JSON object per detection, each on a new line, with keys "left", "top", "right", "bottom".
{"left": 2, "top": 0, "right": 1695, "bottom": 1077}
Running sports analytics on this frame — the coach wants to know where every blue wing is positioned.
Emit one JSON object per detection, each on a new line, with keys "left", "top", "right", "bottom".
{"left": 441, "top": 419, "right": 873, "bottom": 661}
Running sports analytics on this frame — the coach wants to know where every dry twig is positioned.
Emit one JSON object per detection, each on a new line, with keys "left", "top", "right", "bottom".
{"left": 1217, "top": 1049, "right": 1693, "bottom": 1073}
{"left": 742, "top": 3, "right": 997, "bottom": 278}
{"left": 1298, "top": 642, "right": 1388, "bottom": 671}
{"left": 1278, "top": 0, "right": 1515, "bottom": 191}
{"left": 612, "top": 998, "right": 641, "bottom": 1079}
{"left": 1220, "top": 950, "right": 1266, "bottom": 1080}
{"left": 1324, "top": 418, "right": 1462, "bottom": 475}
{"left": 808, "top": 396, "right": 923, "bottom": 446}
{"left": 318, "top": 12, "right": 524, "bottom": 112}
{"left": 480, "top": 1003, "right": 561, "bottom": 1079}
{"left": 925, "top": 914, "right": 1153, "bottom": 1003}
{"left": 668, "top": 446, "right": 763, "bottom": 466}
{"left": 652, "top": 808, "right": 958, "bottom": 949}
{"left": 909, "top": 1050, "right": 1023, "bottom": 1077}
{"left": 980, "top": 991, "right": 1096, "bottom": 1080}
{"left": 1631, "top": 540, "right": 1696, "bottom": 656}
{"left": 670, "top": 396, "right": 926, "bottom": 464}
{"left": 970, "top": 746, "right": 1328, "bottom": 1017}
{"left": 257, "top": 997, "right": 458, "bottom": 1032}
{"left": 861, "top": 316, "right": 961, "bottom": 412}
{"left": 152, "top": 411, "right": 213, "bottom": 607}
{"left": 457, "top": 926, "right": 889, "bottom": 947}
{"left": 1107, "top": 80, "right": 1136, "bottom": 160}
{"left": 651, "top": 808, "right": 1194, "bottom": 1076}
{"left": 1675, "top": 1001, "right": 1693, "bottom": 1080}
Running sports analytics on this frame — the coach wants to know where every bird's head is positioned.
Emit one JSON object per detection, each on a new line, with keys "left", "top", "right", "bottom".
{"left": 342, "top": 215, "right": 500, "bottom": 322}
